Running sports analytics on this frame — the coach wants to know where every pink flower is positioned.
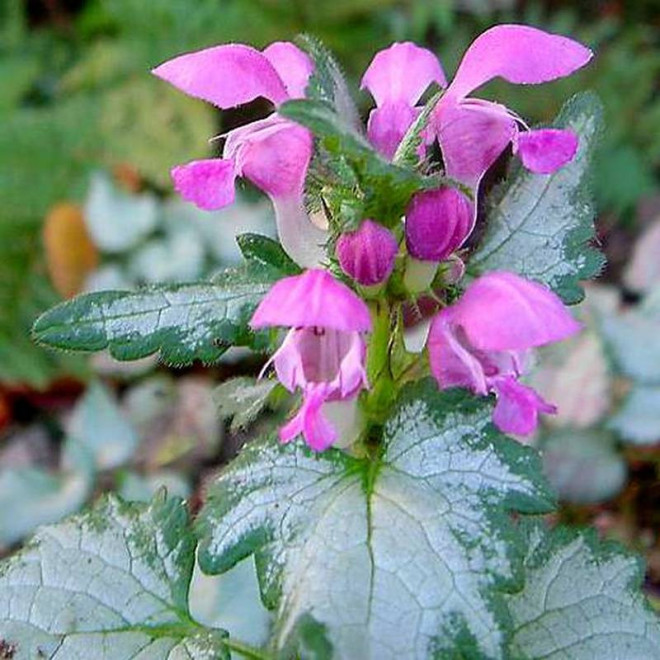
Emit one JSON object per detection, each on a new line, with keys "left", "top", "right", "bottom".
{"left": 361, "top": 42, "right": 447, "bottom": 159}
{"left": 434, "top": 25, "right": 592, "bottom": 191}
{"left": 428, "top": 272, "right": 581, "bottom": 435}
{"left": 336, "top": 219, "right": 398, "bottom": 286}
{"left": 250, "top": 269, "right": 371, "bottom": 451}
{"left": 153, "top": 42, "right": 326, "bottom": 267}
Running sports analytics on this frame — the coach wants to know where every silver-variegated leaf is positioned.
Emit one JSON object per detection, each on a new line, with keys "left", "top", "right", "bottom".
{"left": 0, "top": 495, "right": 229, "bottom": 660}
{"left": 197, "top": 382, "right": 554, "bottom": 659}
{"left": 32, "top": 266, "right": 275, "bottom": 365}
{"left": 507, "top": 522, "right": 660, "bottom": 659}
{"left": 471, "top": 92, "right": 604, "bottom": 304}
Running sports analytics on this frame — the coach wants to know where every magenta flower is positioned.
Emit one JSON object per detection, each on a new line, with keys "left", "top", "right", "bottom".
{"left": 250, "top": 269, "right": 371, "bottom": 451}
{"left": 428, "top": 272, "right": 581, "bottom": 435}
{"left": 434, "top": 25, "right": 592, "bottom": 191}
{"left": 336, "top": 219, "right": 398, "bottom": 286}
{"left": 153, "top": 41, "right": 326, "bottom": 267}
{"left": 361, "top": 42, "right": 447, "bottom": 160}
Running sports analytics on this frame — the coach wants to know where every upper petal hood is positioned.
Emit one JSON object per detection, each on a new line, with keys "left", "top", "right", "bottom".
{"left": 262, "top": 41, "right": 313, "bottom": 98}
{"left": 361, "top": 42, "right": 446, "bottom": 106}
{"left": 453, "top": 271, "right": 582, "bottom": 351}
{"left": 152, "top": 43, "right": 289, "bottom": 108}
{"left": 250, "top": 269, "right": 372, "bottom": 333}
{"left": 446, "top": 24, "right": 592, "bottom": 101}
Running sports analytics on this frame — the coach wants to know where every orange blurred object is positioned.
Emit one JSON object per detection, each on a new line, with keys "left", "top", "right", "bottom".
{"left": 43, "top": 202, "right": 99, "bottom": 298}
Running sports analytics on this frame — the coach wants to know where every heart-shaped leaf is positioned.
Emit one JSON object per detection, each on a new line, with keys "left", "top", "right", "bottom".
{"left": 507, "top": 521, "right": 660, "bottom": 658}
{"left": 0, "top": 495, "right": 230, "bottom": 659}
{"left": 198, "top": 382, "right": 554, "bottom": 659}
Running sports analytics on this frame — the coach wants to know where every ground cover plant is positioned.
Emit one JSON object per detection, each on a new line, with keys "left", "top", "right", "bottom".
{"left": 1, "top": 17, "right": 660, "bottom": 660}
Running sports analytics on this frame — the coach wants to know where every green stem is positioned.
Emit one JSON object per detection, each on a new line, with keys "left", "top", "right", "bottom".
{"left": 224, "top": 637, "right": 272, "bottom": 660}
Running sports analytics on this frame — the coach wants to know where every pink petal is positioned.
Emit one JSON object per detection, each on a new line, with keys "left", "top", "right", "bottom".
{"left": 447, "top": 24, "right": 593, "bottom": 101}
{"left": 152, "top": 44, "right": 288, "bottom": 108}
{"left": 405, "top": 187, "right": 473, "bottom": 262}
{"left": 435, "top": 100, "right": 516, "bottom": 188}
{"left": 336, "top": 219, "right": 398, "bottom": 286}
{"left": 516, "top": 129, "right": 579, "bottom": 174}
{"left": 262, "top": 41, "right": 313, "bottom": 98}
{"left": 224, "top": 115, "right": 326, "bottom": 268}
{"left": 230, "top": 119, "right": 312, "bottom": 199}
{"left": 367, "top": 102, "right": 419, "bottom": 160}
{"left": 335, "top": 331, "right": 369, "bottom": 397}
{"left": 361, "top": 42, "right": 447, "bottom": 106}
{"left": 250, "top": 269, "right": 372, "bottom": 333}
{"left": 455, "top": 271, "right": 582, "bottom": 351}
{"left": 270, "top": 328, "right": 304, "bottom": 393}
{"left": 171, "top": 159, "right": 236, "bottom": 211}
{"left": 279, "top": 407, "right": 304, "bottom": 444}
{"left": 279, "top": 386, "right": 336, "bottom": 451}
{"left": 491, "top": 376, "right": 556, "bottom": 436}
{"left": 428, "top": 310, "right": 489, "bottom": 395}
{"left": 272, "top": 328, "right": 367, "bottom": 398}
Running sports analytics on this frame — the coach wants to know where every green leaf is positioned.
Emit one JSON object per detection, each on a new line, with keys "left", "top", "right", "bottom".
{"left": 197, "top": 381, "right": 554, "bottom": 658}
{"left": 236, "top": 233, "right": 301, "bottom": 276}
{"left": 32, "top": 265, "right": 277, "bottom": 365}
{"left": 0, "top": 494, "right": 230, "bottom": 659}
{"left": 278, "top": 98, "right": 432, "bottom": 227}
{"left": 297, "top": 34, "right": 361, "bottom": 131}
{"left": 506, "top": 521, "right": 660, "bottom": 659}
{"left": 471, "top": 92, "right": 605, "bottom": 304}
{"left": 214, "top": 377, "right": 278, "bottom": 433}
{"left": 609, "top": 386, "right": 660, "bottom": 445}
{"left": 541, "top": 429, "right": 627, "bottom": 504}
{"left": 392, "top": 90, "right": 442, "bottom": 168}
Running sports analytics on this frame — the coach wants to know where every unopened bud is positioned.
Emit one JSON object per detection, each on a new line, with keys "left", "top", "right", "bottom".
{"left": 404, "top": 187, "right": 472, "bottom": 262}
{"left": 336, "top": 219, "right": 398, "bottom": 286}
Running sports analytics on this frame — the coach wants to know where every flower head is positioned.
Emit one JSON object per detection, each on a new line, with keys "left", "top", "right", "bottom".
{"left": 361, "top": 42, "right": 446, "bottom": 159}
{"left": 434, "top": 25, "right": 591, "bottom": 189}
{"left": 336, "top": 219, "right": 398, "bottom": 286}
{"left": 428, "top": 271, "right": 581, "bottom": 435}
{"left": 250, "top": 269, "right": 371, "bottom": 450}
{"left": 153, "top": 41, "right": 326, "bottom": 267}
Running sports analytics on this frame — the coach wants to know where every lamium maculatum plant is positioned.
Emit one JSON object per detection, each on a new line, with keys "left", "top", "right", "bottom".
{"left": 3, "top": 25, "right": 659, "bottom": 660}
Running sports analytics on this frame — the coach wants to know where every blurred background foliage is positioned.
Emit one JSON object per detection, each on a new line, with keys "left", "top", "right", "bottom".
{"left": 0, "top": 0, "right": 659, "bottom": 601}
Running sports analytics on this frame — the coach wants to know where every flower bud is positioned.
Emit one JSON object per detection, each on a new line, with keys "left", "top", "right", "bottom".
{"left": 404, "top": 187, "right": 472, "bottom": 262}
{"left": 336, "top": 219, "right": 398, "bottom": 286}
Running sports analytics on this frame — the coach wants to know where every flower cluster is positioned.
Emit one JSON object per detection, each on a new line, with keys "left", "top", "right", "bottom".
{"left": 155, "top": 25, "right": 590, "bottom": 450}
